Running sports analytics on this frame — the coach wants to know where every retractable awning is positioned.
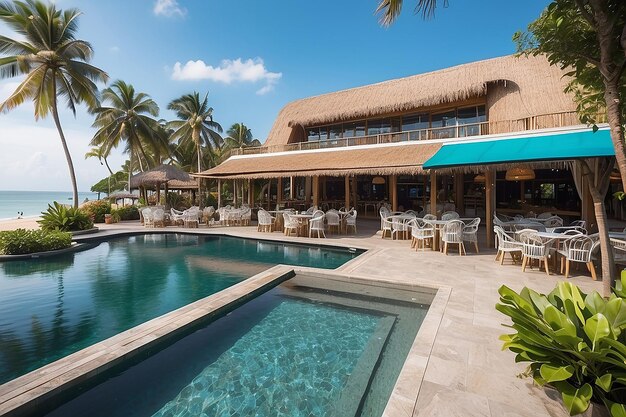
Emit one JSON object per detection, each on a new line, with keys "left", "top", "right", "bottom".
{"left": 423, "top": 128, "right": 614, "bottom": 170}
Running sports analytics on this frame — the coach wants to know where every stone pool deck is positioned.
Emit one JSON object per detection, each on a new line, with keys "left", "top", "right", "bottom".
{"left": 77, "top": 219, "right": 603, "bottom": 417}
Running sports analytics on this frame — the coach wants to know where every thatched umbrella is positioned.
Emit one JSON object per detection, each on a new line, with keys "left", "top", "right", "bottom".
{"left": 107, "top": 192, "right": 139, "bottom": 207}
{"left": 129, "top": 164, "right": 192, "bottom": 206}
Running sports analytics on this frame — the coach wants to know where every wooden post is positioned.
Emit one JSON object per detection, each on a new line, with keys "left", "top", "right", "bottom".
{"left": 345, "top": 176, "right": 350, "bottom": 210}
{"left": 390, "top": 175, "right": 398, "bottom": 211}
{"left": 322, "top": 176, "right": 327, "bottom": 201}
{"left": 277, "top": 177, "right": 283, "bottom": 206}
{"left": 233, "top": 180, "right": 237, "bottom": 207}
{"left": 248, "top": 179, "right": 253, "bottom": 206}
{"left": 313, "top": 175, "right": 320, "bottom": 208}
{"left": 305, "top": 177, "right": 312, "bottom": 206}
{"left": 156, "top": 184, "right": 161, "bottom": 205}
{"left": 455, "top": 174, "right": 464, "bottom": 215}
{"left": 582, "top": 175, "right": 597, "bottom": 232}
{"left": 485, "top": 170, "right": 495, "bottom": 247}
{"left": 351, "top": 176, "right": 358, "bottom": 213}
{"left": 217, "top": 179, "right": 222, "bottom": 208}
{"left": 430, "top": 172, "right": 437, "bottom": 216}
{"left": 289, "top": 176, "right": 295, "bottom": 200}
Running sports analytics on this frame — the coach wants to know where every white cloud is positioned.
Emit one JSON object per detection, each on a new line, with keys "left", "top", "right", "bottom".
{"left": 171, "top": 58, "right": 282, "bottom": 95}
{"left": 0, "top": 80, "right": 23, "bottom": 103}
{"left": 153, "top": 0, "right": 186, "bottom": 17}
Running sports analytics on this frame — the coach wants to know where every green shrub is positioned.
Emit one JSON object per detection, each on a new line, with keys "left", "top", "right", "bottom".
{"left": 112, "top": 206, "right": 139, "bottom": 221}
{"left": 0, "top": 229, "right": 72, "bottom": 255}
{"left": 38, "top": 202, "right": 94, "bottom": 232}
{"left": 497, "top": 281, "right": 626, "bottom": 416}
{"left": 80, "top": 199, "right": 111, "bottom": 223}
{"left": 204, "top": 192, "right": 217, "bottom": 209}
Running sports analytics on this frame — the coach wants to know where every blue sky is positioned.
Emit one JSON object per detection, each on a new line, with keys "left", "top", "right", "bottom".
{"left": 0, "top": 0, "right": 549, "bottom": 191}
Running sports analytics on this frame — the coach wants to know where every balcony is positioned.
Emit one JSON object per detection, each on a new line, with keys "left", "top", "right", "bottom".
{"left": 225, "top": 111, "right": 587, "bottom": 159}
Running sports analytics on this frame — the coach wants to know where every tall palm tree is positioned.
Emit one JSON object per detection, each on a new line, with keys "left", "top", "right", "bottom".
{"left": 85, "top": 147, "right": 113, "bottom": 175}
{"left": 224, "top": 122, "right": 261, "bottom": 149}
{"left": 167, "top": 92, "right": 223, "bottom": 197}
{"left": 375, "top": 0, "right": 443, "bottom": 25}
{"left": 0, "top": 0, "right": 108, "bottom": 208}
{"left": 90, "top": 80, "right": 165, "bottom": 191}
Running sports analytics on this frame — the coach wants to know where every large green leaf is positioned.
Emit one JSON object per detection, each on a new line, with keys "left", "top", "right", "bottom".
{"left": 553, "top": 381, "right": 592, "bottom": 415}
{"left": 604, "top": 298, "right": 626, "bottom": 335}
{"left": 540, "top": 364, "right": 574, "bottom": 383}
{"left": 584, "top": 314, "right": 611, "bottom": 351}
{"left": 545, "top": 305, "right": 577, "bottom": 337}
{"left": 595, "top": 374, "right": 613, "bottom": 392}
{"left": 585, "top": 292, "right": 606, "bottom": 316}
{"left": 605, "top": 400, "right": 626, "bottom": 417}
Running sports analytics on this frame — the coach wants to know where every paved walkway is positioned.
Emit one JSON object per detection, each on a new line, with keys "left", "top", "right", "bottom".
{"left": 82, "top": 219, "right": 603, "bottom": 417}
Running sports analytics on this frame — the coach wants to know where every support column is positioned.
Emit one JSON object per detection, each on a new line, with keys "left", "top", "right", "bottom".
{"left": 312, "top": 176, "right": 320, "bottom": 208}
{"left": 390, "top": 175, "right": 398, "bottom": 211}
{"left": 455, "top": 174, "right": 464, "bottom": 215}
{"left": 289, "top": 176, "right": 295, "bottom": 200}
{"left": 248, "top": 179, "right": 253, "bottom": 206}
{"left": 345, "top": 176, "right": 350, "bottom": 210}
{"left": 156, "top": 184, "right": 161, "bottom": 205}
{"left": 485, "top": 169, "right": 495, "bottom": 247}
{"left": 430, "top": 173, "right": 437, "bottom": 216}
{"left": 217, "top": 179, "right": 222, "bottom": 208}
{"left": 351, "top": 177, "right": 358, "bottom": 213}
{"left": 305, "top": 177, "right": 312, "bottom": 206}
{"left": 582, "top": 175, "right": 597, "bottom": 232}
{"left": 277, "top": 177, "right": 283, "bottom": 207}
{"left": 233, "top": 180, "right": 237, "bottom": 207}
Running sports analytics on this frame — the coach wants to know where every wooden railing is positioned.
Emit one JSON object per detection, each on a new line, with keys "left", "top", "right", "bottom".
{"left": 223, "top": 111, "right": 589, "bottom": 160}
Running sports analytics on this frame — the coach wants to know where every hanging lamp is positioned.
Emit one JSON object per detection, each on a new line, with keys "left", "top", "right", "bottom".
{"left": 505, "top": 167, "right": 535, "bottom": 181}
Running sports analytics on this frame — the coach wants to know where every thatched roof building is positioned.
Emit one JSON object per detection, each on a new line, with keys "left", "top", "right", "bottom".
{"left": 130, "top": 164, "right": 192, "bottom": 188}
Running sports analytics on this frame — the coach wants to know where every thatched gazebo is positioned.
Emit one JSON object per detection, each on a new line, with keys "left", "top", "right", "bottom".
{"left": 107, "top": 192, "right": 140, "bottom": 207}
{"left": 130, "top": 164, "right": 194, "bottom": 206}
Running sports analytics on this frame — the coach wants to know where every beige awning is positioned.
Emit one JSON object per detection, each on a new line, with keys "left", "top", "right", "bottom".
{"left": 193, "top": 142, "right": 442, "bottom": 179}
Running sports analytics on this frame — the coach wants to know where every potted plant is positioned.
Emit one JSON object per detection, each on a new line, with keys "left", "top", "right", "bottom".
{"left": 104, "top": 213, "right": 112, "bottom": 224}
{"left": 497, "top": 281, "right": 626, "bottom": 416}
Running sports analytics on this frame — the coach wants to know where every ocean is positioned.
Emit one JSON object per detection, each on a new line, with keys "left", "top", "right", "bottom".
{"left": 0, "top": 191, "right": 101, "bottom": 220}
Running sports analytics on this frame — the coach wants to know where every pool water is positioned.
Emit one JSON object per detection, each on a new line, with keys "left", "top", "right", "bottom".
{"left": 43, "top": 275, "right": 430, "bottom": 417}
{"left": 0, "top": 234, "right": 361, "bottom": 384}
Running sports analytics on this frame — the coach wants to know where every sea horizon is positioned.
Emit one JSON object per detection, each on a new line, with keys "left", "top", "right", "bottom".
{"left": 0, "top": 190, "right": 101, "bottom": 220}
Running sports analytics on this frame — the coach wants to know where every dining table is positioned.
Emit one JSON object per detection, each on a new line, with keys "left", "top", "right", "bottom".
{"left": 268, "top": 210, "right": 288, "bottom": 232}
{"left": 290, "top": 213, "right": 314, "bottom": 236}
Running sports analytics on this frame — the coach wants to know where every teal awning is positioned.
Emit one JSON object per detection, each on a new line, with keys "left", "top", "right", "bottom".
{"left": 423, "top": 129, "right": 614, "bottom": 169}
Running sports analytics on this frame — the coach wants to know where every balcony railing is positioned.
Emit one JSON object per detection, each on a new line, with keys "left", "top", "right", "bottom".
{"left": 224, "top": 111, "right": 588, "bottom": 159}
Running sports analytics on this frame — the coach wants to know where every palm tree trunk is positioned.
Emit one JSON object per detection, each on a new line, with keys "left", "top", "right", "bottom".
{"left": 196, "top": 140, "right": 202, "bottom": 207}
{"left": 50, "top": 80, "right": 79, "bottom": 209}
{"left": 128, "top": 148, "right": 133, "bottom": 192}
{"left": 103, "top": 157, "right": 114, "bottom": 176}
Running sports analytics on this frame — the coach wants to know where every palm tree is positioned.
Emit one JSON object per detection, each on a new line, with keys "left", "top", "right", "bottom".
{"left": 85, "top": 147, "right": 113, "bottom": 175}
{"left": 90, "top": 80, "right": 165, "bottom": 191}
{"left": 0, "top": 0, "right": 108, "bottom": 208}
{"left": 224, "top": 123, "right": 261, "bottom": 149}
{"left": 375, "top": 0, "right": 443, "bottom": 25}
{"left": 167, "top": 92, "right": 223, "bottom": 198}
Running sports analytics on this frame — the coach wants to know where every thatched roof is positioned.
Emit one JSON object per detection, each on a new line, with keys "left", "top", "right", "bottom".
{"left": 167, "top": 179, "right": 199, "bottom": 190}
{"left": 264, "top": 54, "right": 575, "bottom": 147}
{"left": 107, "top": 192, "right": 139, "bottom": 200}
{"left": 129, "top": 164, "right": 192, "bottom": 188}
{"left": 193, "top": 142, "right": 441, "bottom": 179}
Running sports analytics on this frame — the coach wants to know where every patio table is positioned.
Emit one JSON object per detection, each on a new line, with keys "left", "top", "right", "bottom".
{"left": 268, "top": 210, "right": 288, "bottom": 232}
{"left": 290, "top": 213, "right": 313, "bottom": 236}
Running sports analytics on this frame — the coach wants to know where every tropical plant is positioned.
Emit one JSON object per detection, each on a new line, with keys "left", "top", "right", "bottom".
{"left": 375, "top": 0, "right": 443, "bottom": 25}
{"left": 90, "top": 80, "right": 165, "bottom": 190}
{"left": 0, "top": 229, "right": 72, "bottom": 255}
{"left": 111, "top": 206, "right": 139, "bottom": 221}
{"left": 38, "top": 201, "right": 94, "bottom": 231}
{"left": 79, "top": 199, "right": 111, "bottom": 223}
{"left": 497, "top": 281, "right": 626, "bottom": 416}
{"left": 224, "top": 122, "right": 261, "bottom": 149}
{"left": 90, "top": 170, "right": 127, "bottom": 194}
{"left": 0, "top": 0, "right": 108, "bottom": 208}
{"left": 85, "top": 146, "right": 114, "bottom": 175}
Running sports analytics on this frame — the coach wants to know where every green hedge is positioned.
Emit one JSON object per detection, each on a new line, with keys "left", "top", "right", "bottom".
{"left": 0, "top": 229, "right": 72, "bottom": 255}
{"left": 112, "top": 206, "right": 139, "bottom": 221}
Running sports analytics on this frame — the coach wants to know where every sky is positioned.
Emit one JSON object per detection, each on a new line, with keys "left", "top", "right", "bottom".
{"left": 0, "top": 0, "right": 550, "bottom": 192}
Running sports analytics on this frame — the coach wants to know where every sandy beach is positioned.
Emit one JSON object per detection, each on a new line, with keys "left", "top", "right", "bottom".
{"left": 0, "top": 217, "right": 41, "bottom": 231}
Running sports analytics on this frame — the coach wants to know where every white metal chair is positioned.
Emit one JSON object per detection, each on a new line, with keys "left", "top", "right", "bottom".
{"left": 541, "top": 216, "right": 563, "bottom": 228}
{"left": 345, "top": 209, "right": 357, "bottom": 234}
{"left": 462, "top": 217, "right": 481, "bottom": 253}
{"left": 309, "top": 213, "right": 326, "bottom": 238}
{"left": 494, "top": 226, "right": 523, "bottom": 264}
{"left": 170, "top": 208, "right": 184, "bottom": 226}
{"left": 521, "top": 234, "right": 554, "bottom": 276}
{"left": 305, "top": 206, "right": 317, "bottom": 215}
{"left": 202, "top": 206, "right": 215, "bottom": 225}
{"left": 241, "top": 207, "right": 252, "bottom": 226}
{"left": 282, "top": 212, "right": 299, "bottom": 237}
{"left": 142, "top": 208, "right": 154, "bottom": 228}
{"left": 257, "top": 209, "right": 275, "bottom": 232}
{"left": 391, "top": 217, "right": 409, "bottom": 240}
{"left": 570, "top": 220, "right": 587, "bottom": 229}
{"left": 442, "top": 219, "right": 465, "bottom": 255}
{"left": 441, "top": 211, "right": 460, "bottom": 221}
{"left": 423, "top": 214, "right": 437, "bottom": 221}
{"left": 558, "top": 235, "right": 599, "bottom": 280}
{"left": 325, "top": 210, "right": 341, "bottom": 234}
{"left": 611, "top": 238, "right": 626, "bottom": 266}
{"left": 410, "top": 219, "right": 434, "bottom": 251}
{"left": 152, "top": 208, "right": 165, "bottom": 227}
{"left": 183, "top": 207, "right": 199, "bottom": 228}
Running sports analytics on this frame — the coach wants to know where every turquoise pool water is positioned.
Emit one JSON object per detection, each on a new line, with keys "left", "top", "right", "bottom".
{"left": 43, "top": 275, "right": 429, "bottom": 417}
{"left": 0, "top": 234, "right": 361, "bottom": 384}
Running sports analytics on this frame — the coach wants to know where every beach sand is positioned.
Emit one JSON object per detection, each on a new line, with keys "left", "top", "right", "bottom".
{"left": 0, "top": 217, "right": 41, "bottom": 231}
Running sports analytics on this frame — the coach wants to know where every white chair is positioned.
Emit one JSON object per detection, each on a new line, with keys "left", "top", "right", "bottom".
{"left": 570, "top": 220, "right": 587, "bottom": 229}
{"left": 183, "top": 207, "right": 199, "bottom": 228}
{"left": 152, "top": 208, "right": 165, "bottom": 227}
{"left": 325, "top": 210, "right": 341, "bottom": 234}
{"left": 305, "top": 206, "right": 317, "bottom": 215}
{"left": 462, "top": 217, "right": 481, "bottom": 253}
{"left": 541, "top": 216, "right": 563, "bottom": 228}
{"left": 494, "top": 226, "right": 522, "bottom": 264}
{"left": 391, "top": 217, "right": 409, "bottom": 240}
{"left": 142, "top": 208, "right": 154, "bottom": 228}
{"left": 345, "top": 209, "right": 357, "bottom": 234}
{"left": 442, "top": 219, "right": 465, "bottom": 255}
{"left": 521, "top": 234, "right": 554, "bottom": 276}
{"left": 611, "top": 238, "right": 626, "bottom": 266}
{"left": 423, "top": 214, "right": 437, "bottom": 221}
{"left": 309, "top": 213, "right": 326, "bottom": 238}
{"left": 379, "top": 207, "right": 391, "bottom": 231}
{"left": 241, "top": 207, "right": 252, "bottom": 226}
{"left": 537, "top": 212, "right": 553, "bottom": 220}
{"left": 410, "top": 219, "right": 434, "bottom": 251}
{"left": 558, "top": 235, "right": 599, "bottom": 280}
{"left": 202, "top": 206, "right": 215, "bottom": 225}
{"left": 171, "top": 208, "right": 184, "bottom": 226}
{"left": 441, "top": 211, "right": 460, "bottom": 221}
{"left": 282, "top": 212, "right": 299, "bottom": 237}
{"left": 257, "top": 209, "right": 275, "bottom": 232}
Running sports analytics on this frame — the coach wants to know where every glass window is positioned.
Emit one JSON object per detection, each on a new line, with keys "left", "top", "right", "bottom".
{"left": 307, "top": 127, "right": 319, "bottom": 142}
{"left": 329, "top": 125, "right": 342, "bottom": 140}
{"left": 367, "top": 119, "right": 382, "bottom": 135}
{"left": 343, "top": 122, "right": 356, "bottom": 138}
{"left": 391, "top": 118, "right": 401, "bottom": 133}
{"left": 431, "top": 110, "right": 457, "bottom": 139}
{"left": 402, "top": 113, "right": 429, "bottom": 140}
{"left": 319, "top": 126, "right": 328, "bottom": 141}
{"left": 457, "top": 106, "right": 487, "bottom": 137}
{"left": 355, "top": 121, "right": 366, "bottom": 137}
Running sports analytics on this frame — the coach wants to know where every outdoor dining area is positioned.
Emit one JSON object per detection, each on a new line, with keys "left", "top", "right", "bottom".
{"left": 256, "top": 206, "right": 358, "bottom": 238}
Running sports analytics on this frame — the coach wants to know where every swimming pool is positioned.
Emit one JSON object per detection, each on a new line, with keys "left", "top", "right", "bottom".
{"left": 39, "top": 273, "right": 431, "bottom": 417}
{"left": 0, "top": 234, "right": 362, "bottom": 384}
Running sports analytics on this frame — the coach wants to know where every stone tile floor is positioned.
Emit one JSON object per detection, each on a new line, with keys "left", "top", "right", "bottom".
{"left": 83, "top": 219, "right": 604, "bottom": 417}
